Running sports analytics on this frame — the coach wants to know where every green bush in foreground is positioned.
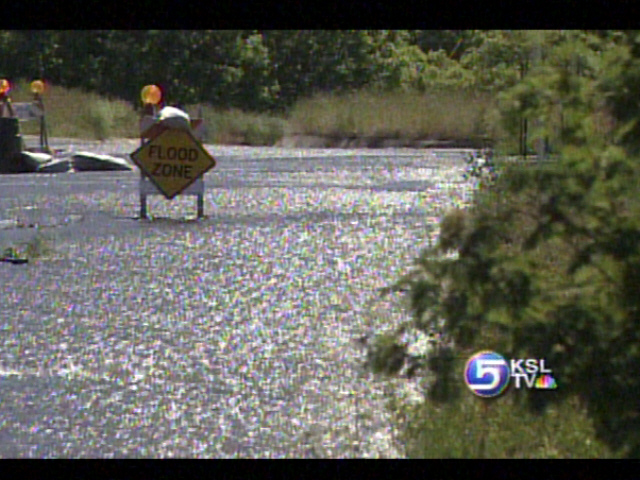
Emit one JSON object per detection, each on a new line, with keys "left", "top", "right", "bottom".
{"left": 368, "top": 32, "right": 640, "bottom": 459}
{"left": 393, "top": 385, "right": 616, "bottom": 458}
{"left": 381, "top": 143, "right": 640, "bottom": 458}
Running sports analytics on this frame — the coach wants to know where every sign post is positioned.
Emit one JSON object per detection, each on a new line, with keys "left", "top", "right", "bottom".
{"left": 31, "top": 80, "right": 49, "bottom": 153}
{"left": 132, "top": 85, "right": 215, "bottom": 219}
{"left": 138, "top": 85, "right": 162, "bottom": 219}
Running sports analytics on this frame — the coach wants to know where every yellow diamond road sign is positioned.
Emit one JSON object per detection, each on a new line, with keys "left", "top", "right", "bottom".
{"left": 130, "top": 128, "right": 216, "bottom": 200}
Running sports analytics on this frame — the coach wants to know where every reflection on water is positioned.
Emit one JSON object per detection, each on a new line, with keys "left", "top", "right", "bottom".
{"left": 0, "top": 145, "right": 475, "bottom": 458}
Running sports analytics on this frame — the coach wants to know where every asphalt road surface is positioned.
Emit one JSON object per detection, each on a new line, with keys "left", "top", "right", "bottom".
{"left": 0, "top": 140, "right": 475, "bottom": 458}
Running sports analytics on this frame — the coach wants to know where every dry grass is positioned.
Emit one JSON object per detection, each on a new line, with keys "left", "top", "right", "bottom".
{"left": 185, "top": 106, "right": 287, "bottom": 146}
{"left": 9, "top": 80, "right": 287, "bottom": 144}
{"left": 7, "top": 80, "right": 500, "bottom": 146}
{"left": 287, "top": 89, "right": 498, "bottom": 142}
{"left": 10, "top": 79, "right": 138, "bottom": 140}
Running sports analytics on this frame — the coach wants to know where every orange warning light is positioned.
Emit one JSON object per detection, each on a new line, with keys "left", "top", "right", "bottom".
{"left": 141, "top": 84, "right": 162, "bottom": 105}
{"left": 0, "top": 79, "right": 10, "bottom": 95}
{"left": 30, "top": 80, "right": 45, "bottom": 95}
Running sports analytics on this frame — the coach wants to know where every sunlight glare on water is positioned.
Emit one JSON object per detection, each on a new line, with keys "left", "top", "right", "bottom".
{"left": 0, "top": 143, "right": 475, "bottom": 458}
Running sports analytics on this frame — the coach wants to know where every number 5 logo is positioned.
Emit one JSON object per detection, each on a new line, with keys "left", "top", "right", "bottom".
{"left": 473, "top": 360, "right": 506, "bottom": 390}
{"left": 464, "top": 351, "right": 510, "bottom": 398}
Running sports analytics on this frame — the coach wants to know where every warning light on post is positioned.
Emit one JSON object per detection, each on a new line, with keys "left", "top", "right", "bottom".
{"left": 141, "top": 85, "right": 162, "bottom": 105}
{"left": 30, "top": 80, "right": 45, "bottom": 95}
{"left": 0, "top": 79, "right": 10, "bottom": 95}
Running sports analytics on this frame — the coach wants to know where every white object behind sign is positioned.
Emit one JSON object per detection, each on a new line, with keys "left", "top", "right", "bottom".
{"left": 140, "top": 114, "right": 205, "bottom": 140}
{"left": 158, "top": 106, "right": 191, "bottom": 131}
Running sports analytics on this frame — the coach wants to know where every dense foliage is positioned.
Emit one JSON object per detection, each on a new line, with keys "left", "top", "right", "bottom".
{"left": 374, "top": 30, "right": 640, "bottom": 457}
{"left": 0, "top": 30, "right": 552, "bottom": 112}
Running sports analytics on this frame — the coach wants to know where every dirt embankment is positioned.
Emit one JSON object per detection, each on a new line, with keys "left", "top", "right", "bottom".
{"left": 276, "top": 135, "right": 492, "bottom": 150}
{"left": 21, "top": 134, "right": 491, "bottom": 153}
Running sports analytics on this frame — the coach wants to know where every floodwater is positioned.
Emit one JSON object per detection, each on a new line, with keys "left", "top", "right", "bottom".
{"left": 0, "top": 140, "right": 475, "bottom": 458}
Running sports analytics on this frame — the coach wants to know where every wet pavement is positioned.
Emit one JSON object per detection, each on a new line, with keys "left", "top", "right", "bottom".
{"left": 0, "top": 140, "right": 475, "bottom": 458}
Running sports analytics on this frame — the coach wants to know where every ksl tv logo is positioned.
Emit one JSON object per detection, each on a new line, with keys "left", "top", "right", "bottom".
{"left": 464, "top": 350, "right": 558, "bottom": 398}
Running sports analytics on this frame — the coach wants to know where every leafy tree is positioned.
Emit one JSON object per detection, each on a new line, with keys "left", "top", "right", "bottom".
{"left": 497, "top": 30, "right": 610, "bottom": 154}
{"left": 416, "top": 49, "right": 477, "bottom": 91}
{"left": 599, "top": 30, "right": 640, "bottom": 154}
{"left": 261, "top": 30, "right": 380, "bottom": 108}
{"left": 408, "top": 30, "right": 479, "bottom": 60}
{"left": 0, "top": 31, "right": 59, "bottom": 82}
{"left": 374, "top": 30, "right": 640, "bottom": 458}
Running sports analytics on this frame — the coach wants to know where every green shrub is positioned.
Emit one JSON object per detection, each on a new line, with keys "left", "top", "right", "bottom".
{"left": 22, "top": 235, "right": 54, "bottom": 259}
{"left": 378, "top": 145, "right": 640, "bottom": 458}
{"left": 395, "top": 386, "right": 616, "bottom": 458}
{"left": 2, "top": 235, "right": 54, "bottom": 262}
{"left": 372, "top": 32, "right": 640, "bottom": 458}
{"left": 79, "top": 99, "right": 113, "bottom": 141}
{"left": 367, "top": 334, "right": 407, "bottom": 376}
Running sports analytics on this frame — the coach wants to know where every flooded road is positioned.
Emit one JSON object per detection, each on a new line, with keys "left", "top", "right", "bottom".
{"left": 0, "top": 141, "right": 475, "bottom": 457}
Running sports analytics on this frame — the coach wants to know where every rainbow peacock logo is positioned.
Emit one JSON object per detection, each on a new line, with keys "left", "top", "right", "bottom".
{"left": 534, "top": 374, "right": 558, "bottom": 390}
